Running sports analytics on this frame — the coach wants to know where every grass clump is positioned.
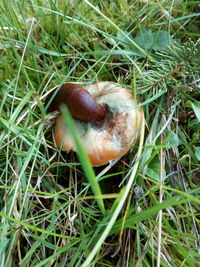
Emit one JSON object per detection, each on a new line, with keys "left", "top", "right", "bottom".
{"left": 0, "top": 0, "right": 200, "bottom": 266}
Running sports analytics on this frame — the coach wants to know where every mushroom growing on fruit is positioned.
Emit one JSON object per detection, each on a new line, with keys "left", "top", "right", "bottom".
{"left": 46, "top": 82, "right": 144, "bottom": 166}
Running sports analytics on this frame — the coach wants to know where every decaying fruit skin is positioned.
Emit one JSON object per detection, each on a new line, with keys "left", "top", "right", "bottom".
{"left": 50, "top": 82, "right": 144, "bottom": 166}
{"left": 45, "top": 83, "right": 106, "bottom": 122}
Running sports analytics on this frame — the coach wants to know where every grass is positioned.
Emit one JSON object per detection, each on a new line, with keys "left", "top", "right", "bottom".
{"left": 0, "top": 0, "right": 200, "bottom": 266}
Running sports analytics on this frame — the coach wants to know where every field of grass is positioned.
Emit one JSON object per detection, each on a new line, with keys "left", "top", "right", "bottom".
{"left": 0, "top": 0, "right": 200, "bottom": 266}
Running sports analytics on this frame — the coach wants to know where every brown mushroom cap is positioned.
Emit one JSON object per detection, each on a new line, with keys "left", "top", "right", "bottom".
{"left": 53, "top": 82, "right": 144, "bottom": 166}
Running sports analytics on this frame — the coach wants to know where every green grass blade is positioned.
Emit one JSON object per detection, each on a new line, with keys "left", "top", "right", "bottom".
{"left": 60, "top": 105, "right": 105, "bottom": 214}
{"left": 82, "top": 113, "right": 145, "bottom": 266}
{"left": 84, "top": 0, "right": 153, "bottom": 61}
{"left": 0, "top": 212, "right": 76, "bottom": 240}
